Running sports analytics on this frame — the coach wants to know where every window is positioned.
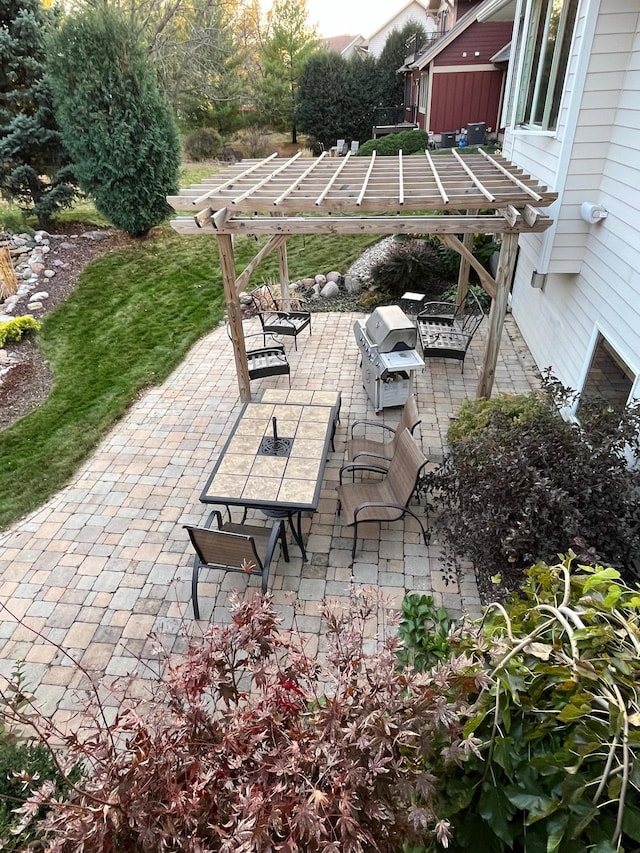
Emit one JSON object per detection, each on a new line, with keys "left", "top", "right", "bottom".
{"left": 516, "top": 0, "right": 578, "bottom": 130}
{"left": 418, "top": 72, "right": 428, "bottom": 112}
{"left": 580, "top": 335, "right": 636, "bottom": 413}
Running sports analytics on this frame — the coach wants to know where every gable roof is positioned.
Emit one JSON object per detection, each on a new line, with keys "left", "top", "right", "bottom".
{"left": 407, "top": 0, "right": 501, "bottom": 70}
{"left": 322, "top": 34, "right": 366, "bottom": 55}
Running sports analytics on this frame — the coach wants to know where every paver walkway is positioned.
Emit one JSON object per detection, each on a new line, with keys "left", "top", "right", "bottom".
{"left": 0, "top": 310, "right": 540, "bottom": 723}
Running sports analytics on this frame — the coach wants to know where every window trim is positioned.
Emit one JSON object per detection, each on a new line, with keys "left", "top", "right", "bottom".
{"left": 569, "top": 325, "right": 640, "bottom": 420}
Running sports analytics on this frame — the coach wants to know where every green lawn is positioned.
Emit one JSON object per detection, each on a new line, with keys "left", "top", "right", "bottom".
{"left": 0, "top": 216, "right": 375, "bottom": 529}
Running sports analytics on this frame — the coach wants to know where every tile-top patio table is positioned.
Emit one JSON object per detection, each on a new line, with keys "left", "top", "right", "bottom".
{"left": 200, "top": 397, "right": 339, "bottom": 561}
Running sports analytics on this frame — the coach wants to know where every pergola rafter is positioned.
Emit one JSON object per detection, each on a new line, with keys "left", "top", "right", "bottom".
{"left": 168, "top": 150, "right": 556, "bottom": 402}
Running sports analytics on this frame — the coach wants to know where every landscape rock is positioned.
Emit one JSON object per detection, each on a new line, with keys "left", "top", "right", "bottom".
{"left": 343, "top": 275, "right": 362, "bottom": 294}
{"left": 81, "top": 230, "right": 109, "bottom": 241}
{"left": 326, "top": 271, "right": 341, "bottom": 283}
{"left": 314, "top": 274, "right": 327, "bottom": 285}
{"left": 44, "top": 270, "right": 56, "bottom": 279}
{"left": 320, "top": 281, "right": 339, "bottom": 299}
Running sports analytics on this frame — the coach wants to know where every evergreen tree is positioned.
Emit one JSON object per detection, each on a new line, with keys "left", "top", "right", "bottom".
{"left": 257, "top": 0, "right": 317, "bottom": 143}
{"left": 47, "top": 7, "right": 180, "bottom": 237}
{"left": 344, "top": 52, "right": 380, "bottom": 144}
{"left": 0, "top": 0, "right": 76, "bottom": 227}
{"left": 297, "top": 50, "right": 380, "bottom": 148}
{"left": 296, "top": 51, "right": 349, "bottom": 148}
{"left": 377, "top": 21, "right": 426, "bottom": 110}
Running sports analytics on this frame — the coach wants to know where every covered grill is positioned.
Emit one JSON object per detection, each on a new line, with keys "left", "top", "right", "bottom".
{"left": 354, "top": 306, "right": 424, "bottom": 412}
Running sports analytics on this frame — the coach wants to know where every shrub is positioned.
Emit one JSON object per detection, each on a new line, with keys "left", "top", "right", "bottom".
{"left": 0, "top": 316, "right": 42, "bottom": 347}
{"left": 369, "top": 237, "right": 453, "bottom": 299}
{"left": 47, "top": 7, "right": 181, "bottom": 237}
{"left": 358, "top": 130, "right": 432, "bottom": 157}
{"left": 15, "top": 590, "right": 475, "bottom": 852}
{"left": 430, "top": 375, "right": 640, "bottom": 585}
{"left": 429, "top": 558, "right": 640, "bottom": 852}
{"left": 183, "top": 127, "right": 223, "bottom": 161}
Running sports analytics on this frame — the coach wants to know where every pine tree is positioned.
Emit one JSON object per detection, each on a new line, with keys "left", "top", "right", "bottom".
{"left": 47, "top": 7, "right": 181, "bottom": 237}
{"left": 257, "top": 0, "right": 318, "bottom": 143}
{"left": 0, "top": 0, "right": 76, "bottom": 227}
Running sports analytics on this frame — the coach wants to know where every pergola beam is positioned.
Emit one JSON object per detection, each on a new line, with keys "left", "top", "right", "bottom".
{"left": 170, "top": 214, "right": 550, "bottom": 237}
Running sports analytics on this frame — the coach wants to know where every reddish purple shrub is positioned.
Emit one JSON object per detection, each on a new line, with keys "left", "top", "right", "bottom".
{"left": 16, "top": 590, "right": 480, "bottom": 852}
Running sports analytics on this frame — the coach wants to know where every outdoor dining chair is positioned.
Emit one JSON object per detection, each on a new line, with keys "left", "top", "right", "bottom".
{"left": 337, "top": 428, "right": 430, "bottom": 562}
{"left": 184, "top": 511, "right": 289, "bottom": 619}
{"left": 346, "top": 393, "right": 420, "bottom": 473}
{"left": 249, "top": 284, "right": 312, "bottom": 351}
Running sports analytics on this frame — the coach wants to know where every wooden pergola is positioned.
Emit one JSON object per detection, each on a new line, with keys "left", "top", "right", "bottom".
{"left": 168, "top": 148, "right": 556, "bottom": 402}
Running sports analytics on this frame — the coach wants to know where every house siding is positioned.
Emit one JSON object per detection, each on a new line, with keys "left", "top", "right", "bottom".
{"left": 430, "top": 68, "right": 504, "bottom": 132}
{"left": 433, "top": 21, "right": 513, "bottom": 66}
{"left": 507, "top": 1, "right": 640, "bottom": 398}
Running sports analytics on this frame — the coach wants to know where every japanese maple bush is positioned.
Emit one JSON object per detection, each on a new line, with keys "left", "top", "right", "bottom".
{"left": 14, "top": 590, "right": 479, "bottom": 852}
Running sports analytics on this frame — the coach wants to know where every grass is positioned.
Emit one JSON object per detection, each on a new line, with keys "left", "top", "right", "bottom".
{"left": 0, "top": 223, "right": 376, "bottom": 529}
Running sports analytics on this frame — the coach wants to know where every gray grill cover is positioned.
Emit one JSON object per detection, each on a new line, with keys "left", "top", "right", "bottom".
{"left": 364, "top": 305, "right": 417, "bottom": 352}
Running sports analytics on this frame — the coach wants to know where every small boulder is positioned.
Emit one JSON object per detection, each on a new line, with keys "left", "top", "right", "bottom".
{"left": 326, "top": 271, "right": 341, "bottom": 283}
{"left": 343, "top": 275, "right": 363, "bottom": 294}
{"left": 320, "top": 281, "right": 339, "bottom": 299}
{"left": 43, "top": 270, "right": 56, "bottom": 278}
{"left": 32, "top": 291, "right": 49, "bottom": 301}
{"left": 314, "top": 274, "right": 327, "bottom": 285}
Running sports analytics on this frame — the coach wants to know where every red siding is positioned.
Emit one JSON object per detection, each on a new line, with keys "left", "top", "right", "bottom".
{"left": 434, "top": 21, "right": 513, "bottom": 67}
{"left": 430, "top": 69, "right": 504, "bottom": 134}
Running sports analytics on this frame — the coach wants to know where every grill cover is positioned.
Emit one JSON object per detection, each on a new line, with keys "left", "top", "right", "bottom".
{"left": 364, "top": 306, "right": 417, "bottom": 352}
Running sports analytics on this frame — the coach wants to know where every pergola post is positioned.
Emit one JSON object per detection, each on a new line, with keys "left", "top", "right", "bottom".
{"left": 476, "top": 232, "right": 519, "bottom": 399}
{"left": 216, "top": 233, "right": 251, "bottom": 402}
{"left": 277, "top": 238, "right": 290, "bottom": 307}
{"left": 455, "top": 210, "right": 477, "bottom": 307}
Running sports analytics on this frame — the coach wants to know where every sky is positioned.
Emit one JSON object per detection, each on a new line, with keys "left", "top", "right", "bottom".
{"left": 305, "top": 0, "right": 410, "bottom": 38}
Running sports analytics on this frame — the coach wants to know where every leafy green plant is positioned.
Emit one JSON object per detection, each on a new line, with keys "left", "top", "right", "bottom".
{"left": 436, "top": 558, "right": 640, "bottom": 852}
{"left": 429, "top": 376, "right": 640, "bottom": 588}
{"left": 439, "top": 283, "right": 491, "bottom": 315}
{"left": 183, "top": 127, "right": 223, "bottom": 161}
{"left": 358, "top": 130, "right": 432, "bottom": 157}
{"left": 397, "top": 594, "right": 453, "bottom": 671}
{"left": 0, "top": 316, "right": 42, "bottom": 347}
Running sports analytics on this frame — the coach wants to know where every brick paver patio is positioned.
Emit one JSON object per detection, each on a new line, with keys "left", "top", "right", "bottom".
{"left": 0, "top": 310, "right": 540, "bottom": 723}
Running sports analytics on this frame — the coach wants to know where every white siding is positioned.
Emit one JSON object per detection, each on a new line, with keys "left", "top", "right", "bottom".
{"left": 366, "top": 3, "right": 428, "bottom": 56}
{"left": 508, "top": 3, "right": 640, "bottom": 397}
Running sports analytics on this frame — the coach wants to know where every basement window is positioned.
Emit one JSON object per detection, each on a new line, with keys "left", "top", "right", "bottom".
{"left": 579, "top": 335, "right": 635, "bottom": 413}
